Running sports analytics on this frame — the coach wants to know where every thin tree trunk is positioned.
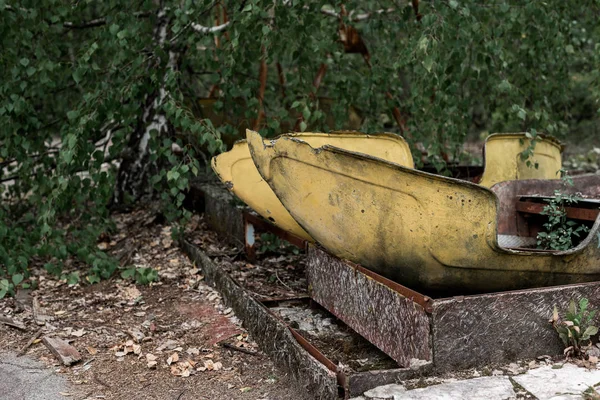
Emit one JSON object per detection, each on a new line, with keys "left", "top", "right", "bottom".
{"left": 113, "top": 8, "right": 178, "bottom": 205}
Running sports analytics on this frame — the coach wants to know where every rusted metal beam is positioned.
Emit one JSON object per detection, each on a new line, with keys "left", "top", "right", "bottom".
{"left": 307, "top": 245, "right": 432, "bottom": 367}
{"left": 516, "top": 200, "right": 599, "bottom": 221}
{"left": 262, "top": 305, "right": 348, "bottom": 395}
{"left": 349, "top": 259, "right": 433, "bottom": 313}
{"left": 243, "top": 211, "right": 308, "bottom": 250}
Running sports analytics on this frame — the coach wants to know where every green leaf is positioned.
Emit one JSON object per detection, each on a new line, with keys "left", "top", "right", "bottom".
{"left": 167, "top": 170, "right": 180, "bottom": 181}
{"left": 67, "top": 110, "right": 79, "bottom": 121}
{"left": 0, "top": 280, "right": 8, "bottom": 299}
{"left": 423, "top": 56, "right": 434, "bottom": 73}
{"left": 73, "top": 69, "right": 83, "bottom": 84}
{"left": 11, "top": 274, "right": 23, "bottom": 286}
{"left": 121, "top": 268, "right": 136, "bottom": 279}
{"left": 20, "top": 58, "right": 29, "bottom": 67}
{"left": 109, "top": 24, "right": 120, "bottom": 35}
{"left": 497, "top": 80, "right": 511, "bottom": 93}
{"left": 583, "top": 326, "right": 598, "bottom": 338}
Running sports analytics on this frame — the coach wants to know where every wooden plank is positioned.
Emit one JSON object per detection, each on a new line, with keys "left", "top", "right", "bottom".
{"left": 42, "top": 336, "right": 81, "bottom": 366}
{"left": 516, "top": 201, "right": 599, "bottom": 221}
{"left": 32, "top": 297, "right": 52, "bottom": 326}
{"left": 0, "top": 315, "right": 26, "bottom": 330}
{"left": 306, "top": 245, "right": 432, "bottom": 367}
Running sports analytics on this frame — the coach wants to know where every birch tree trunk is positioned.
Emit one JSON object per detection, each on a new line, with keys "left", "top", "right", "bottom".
{"left": 113, "top": 8, "right": 178, "bottom": 205}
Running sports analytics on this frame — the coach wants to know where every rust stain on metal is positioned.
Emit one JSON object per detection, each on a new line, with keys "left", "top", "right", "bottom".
{"left": 346, "top": 258, "right": 433, "bottom": 313}
{"left": 262, "top": 303, "right": 349, "bottom": 395}
{"left": 306, "top": 245, "right": 432, "bottom": 367}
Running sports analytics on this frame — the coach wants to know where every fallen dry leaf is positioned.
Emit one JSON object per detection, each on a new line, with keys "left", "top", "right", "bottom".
{"left": 122, "top": 286, "right": 142, "bottom": 301}
{"left": 127, "top": 329, "right": 145, "bottom": 343}
{"left": 86, "top": 346, "right": 97, "bottom": 355}
{"left": 170, "top": 360, "right": 195, "bottom": 377}
{"left": 186, "top": 347, "right": 200, "bottom": 355}
{"left": 71, "top": 328, "right": 85, "bottom": 337}
{"left": 133, "top": 344, "right": 142, "bottom": 355}
{"left": 167, "top": 352, "right": 179, "bottom": 365}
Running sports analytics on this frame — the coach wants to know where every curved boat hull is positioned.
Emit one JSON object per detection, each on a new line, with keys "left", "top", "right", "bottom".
{"left": 247, "top": 130, "right": 600, "bottom": 294}
{"left": 211, "top": 130, "right": 414, "bottom": 241}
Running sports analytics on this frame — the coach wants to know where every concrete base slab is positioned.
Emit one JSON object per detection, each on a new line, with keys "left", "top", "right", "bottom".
{"left": 0, "top": 351, "right": 72, "bottom": 400}
{"left": 513, "top": 363, "right": 600, "bottom": 400}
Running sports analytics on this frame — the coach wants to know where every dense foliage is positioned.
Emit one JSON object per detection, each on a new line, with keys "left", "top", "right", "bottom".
{"left": 1, "top": 0, "right": 599, "bottom": 295}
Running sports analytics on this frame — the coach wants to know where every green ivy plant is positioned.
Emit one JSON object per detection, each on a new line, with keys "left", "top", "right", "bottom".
{"left": 536, "top": 189, "right": 590, "bottom": 251}
{"left": 258, "top": 233, "right": 300, "bottom": 255}
{"left": 1, "top": 1, "right": 599, "bottom": 296}
{"left": 551, "top": 298, "right": 599, "bottom": 358}
{"left": 121, "top": 267, "right": 159, "bottom": 285}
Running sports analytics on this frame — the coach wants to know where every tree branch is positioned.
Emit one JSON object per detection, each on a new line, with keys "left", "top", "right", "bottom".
{"left": 191, "top": 21, "right": 230, "bottom": 34}
{"left": 62, "top": 12, "right": 151, "bottom": 29}
{"left": 320, "top": 6, "right": 395, "bottom": 21}
{"left": 63, "top": 18, "right": 107, "bottom": 29}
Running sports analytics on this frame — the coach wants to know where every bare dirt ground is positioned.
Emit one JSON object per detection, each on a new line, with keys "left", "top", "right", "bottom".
{"left": 0, "top": 209, "right": 309, "bottom": 400}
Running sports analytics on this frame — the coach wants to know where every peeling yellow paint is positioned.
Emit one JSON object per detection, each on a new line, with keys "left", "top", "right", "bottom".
{"left": 479, "top": 133, "right": 562, "bottom": 188}
{"left": 247, "top": 130, "right": 600, "bottom": 294}
{"left": 212, "top": 130, "right": 414, "bottom": 241}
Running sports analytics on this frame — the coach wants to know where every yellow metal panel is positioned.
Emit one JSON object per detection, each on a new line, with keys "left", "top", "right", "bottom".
{"left": 247, "top": 130, "right": 600, "bottom": 294}
{"left": 211, "top": 130, "right": 414, "bottom": 241}
{"left": 479, "top": 133, "right": 563, "bottom": 187}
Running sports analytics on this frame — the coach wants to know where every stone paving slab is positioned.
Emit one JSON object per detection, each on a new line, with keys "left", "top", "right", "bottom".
{"left": 352, "top": 363, "right": 600, "bottom": 400}
{"left": 0, "top": 351, "right": 72, "bottom": 400}
{"left": 352, "top": 377, "right": 515, "bottom": 400}
{"left": 513, "top": 363, "right": 600, "bottom": 400}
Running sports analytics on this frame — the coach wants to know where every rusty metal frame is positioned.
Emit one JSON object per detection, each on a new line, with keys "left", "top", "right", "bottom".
{"left": 345, "top": 257, "right": 433, "bottom": 313}
{"left": 306, "top": 245, "right": 433, "bottom": 367}
{"left": 261, "top": 302, "right": 349, "bottom": 397}
{"left": 243, "top": 211, "right": 308, "bottom": 259}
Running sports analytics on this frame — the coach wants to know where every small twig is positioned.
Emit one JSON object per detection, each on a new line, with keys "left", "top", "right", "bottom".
{"left": 83, "top": 357, "right": 96, "bottom": 367}
{"left": 93, "top": 373, "right": 111, "bottom": 388}
{"left": 17, "top": 329, "right": 43, "bottom": 356}
{"left": 221, "top": 343, "right": 258, "bottom": 356}
{"left": 275, "top": 271, "right": 293, "bottom": 292}
{"left": 175, "top": 390, "right": 186, "bottom": 400}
